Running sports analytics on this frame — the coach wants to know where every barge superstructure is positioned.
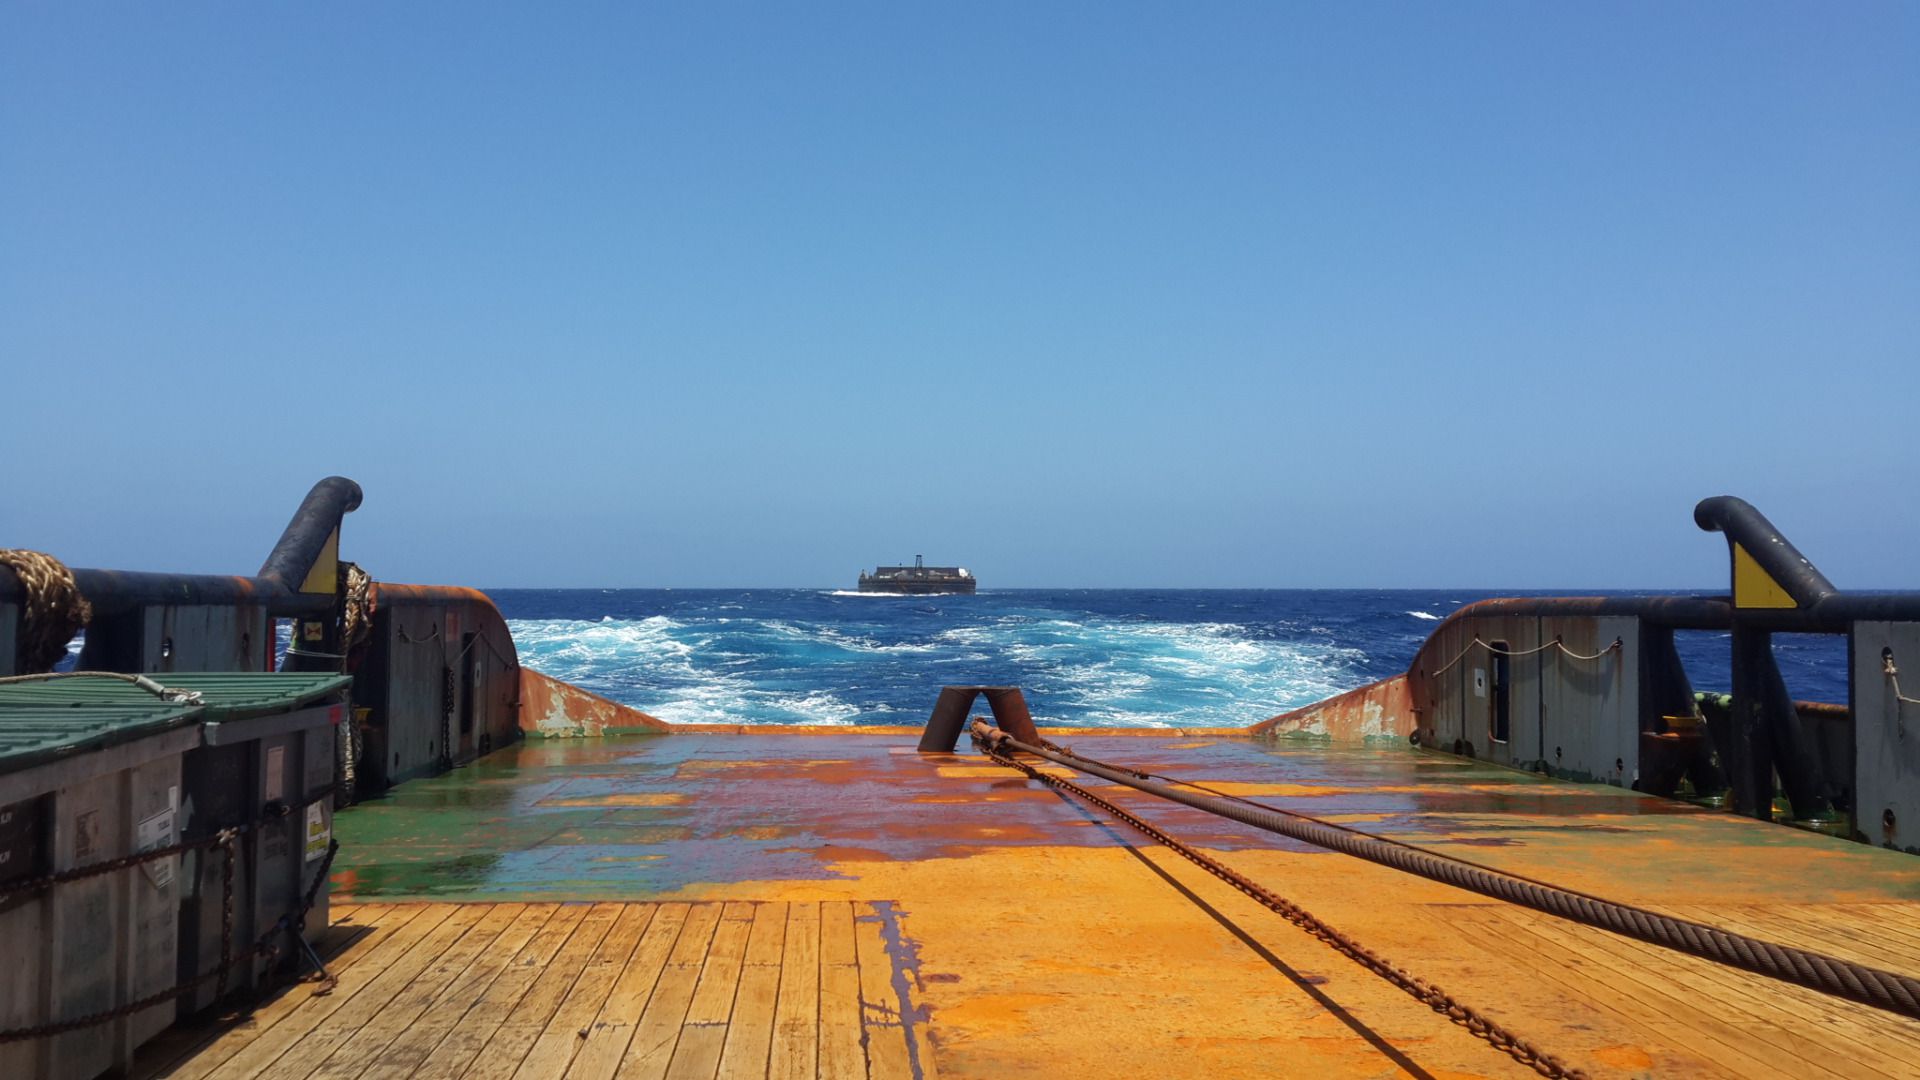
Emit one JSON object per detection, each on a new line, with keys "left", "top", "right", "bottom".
{"left": 857, "top": 555, "right": 976, "bottom": 594}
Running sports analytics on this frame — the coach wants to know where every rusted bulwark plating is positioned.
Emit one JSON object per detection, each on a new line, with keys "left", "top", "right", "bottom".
{"left": 1250, "top": 674, "right": 1414, "bottom": 740}
{"left": 519, "top": 668, "right": 669, "bottom": 736}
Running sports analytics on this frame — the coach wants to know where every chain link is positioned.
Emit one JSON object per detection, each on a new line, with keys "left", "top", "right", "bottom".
{"left": 0, "top": 823, "right": 341, "bottom": 1041}
{"left": 217, "top": 831, "right": 237, "bottom": 1001}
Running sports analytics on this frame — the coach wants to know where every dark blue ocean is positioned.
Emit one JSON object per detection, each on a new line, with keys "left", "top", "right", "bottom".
{"left": 491, "top": 590, "right": 1850, "bottom": 728}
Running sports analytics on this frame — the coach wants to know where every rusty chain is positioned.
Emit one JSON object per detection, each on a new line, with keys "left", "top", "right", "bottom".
{"left": 294, "top": 839, "right": 343, "bottom": 995}
{"left": 0, "top": 821, "right": 342, "bottom": 1041}
{"left": 0, "top": 828, "right": 252, "bottom": 1043}
{"left": 217, "top": 831, "right": 238, "bottom": 1001}
{"left": 0, "top": 826, "right": 240, "bottom": 904}
{"left": 976, "top": 736, "right": 1585, "bottom": 1079}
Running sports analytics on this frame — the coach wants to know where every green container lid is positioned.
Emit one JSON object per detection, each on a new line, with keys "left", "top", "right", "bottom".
{"left": 0, "top": 672, "right": 352, "bottom": 774}
{"left": 0, "top": 699, "right": 202, "bottom": 776}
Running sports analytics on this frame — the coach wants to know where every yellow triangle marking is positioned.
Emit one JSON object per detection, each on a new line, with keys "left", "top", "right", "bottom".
{"left": 1733, "top": 542, "right": 1796, "bottom": 609}
{"left": 299, "top": 527, "right": 340, "bottom": 596}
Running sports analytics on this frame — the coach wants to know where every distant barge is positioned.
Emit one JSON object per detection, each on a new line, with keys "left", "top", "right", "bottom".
{"left": 858, "top": 555, "right": 976, "bottom": 594}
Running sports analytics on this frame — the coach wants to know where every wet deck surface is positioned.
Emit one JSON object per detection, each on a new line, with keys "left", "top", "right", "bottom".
{"left": 144, "top": 734, "right": 1920, "bottom": 1078}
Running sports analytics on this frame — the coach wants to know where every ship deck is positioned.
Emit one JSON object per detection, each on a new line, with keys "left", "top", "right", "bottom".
{"left": 137, "top": 732, "right": 1920, "bottom": 1079}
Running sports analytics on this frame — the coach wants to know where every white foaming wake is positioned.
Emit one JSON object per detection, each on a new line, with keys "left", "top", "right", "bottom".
{"left": 1407, "top": 610, "right": 1441, "bottom": 621}
{"left": 509, "top": 617, "right": 878, "bottom": 726}
{"left": 509, "top": 608, "right": 1372, "bottom": 729}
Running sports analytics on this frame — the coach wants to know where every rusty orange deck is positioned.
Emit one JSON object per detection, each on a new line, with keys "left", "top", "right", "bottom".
{"left": 139, "top": 733, "right": 1920, "bottom": 1078}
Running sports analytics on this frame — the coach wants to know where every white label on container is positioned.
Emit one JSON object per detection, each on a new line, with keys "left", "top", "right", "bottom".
{"left": 304, "top": 803, "right": 329, "bottom": 863}
{"left": 137, "top": 808, "right": 176, "bottom": 889}
{"left": 1472, "top": 669, "right": 1487, "bottom": 698}
{"left": 74, "top": 809, "right": 101, "bottom": 861}
{"left": 265, "top": 746, "right": 286, "bottom": 803}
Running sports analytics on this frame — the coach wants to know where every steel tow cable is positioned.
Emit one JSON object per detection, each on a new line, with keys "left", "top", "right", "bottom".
{"left": 973, "top": 731, "right": 1584, "bottom": 1079}
{"left": 982, "top": 724, "right": 1920, "bottom": 1023}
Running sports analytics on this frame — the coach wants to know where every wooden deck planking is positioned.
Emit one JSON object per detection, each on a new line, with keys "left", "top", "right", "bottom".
{"left": 462, "top": 903, "right": 625, "bottom": 1080}
{"left": 715, "top": 903, "right": 787, "bottom": 1080}
{"left": 308, "top": 903, "right": 532, "bottom": 1080}
{"left": 130, "top": 902, "right": 403, "bottom": 1080}
{"left": 661, "top": 903, "right": 756, "bottom": 1080}
{"left": 1510, "top": 909, "right": 1898, "bottom": 1079}
{"left": 814, "top": 903, "right": 863, "bottom": 1080}
{"left": 134, "top": 894, "right": 1920, "bottom": 1080}
{"left": 413, "top": 904, "right": 593, "bottom": 1080}
{"left": 510, "top": 903, "right": 656, "bottom": 1080}
{"left": 1453, "top": 903, "right": 1920, "bottom": 1080}
{"left": 358, "top": 904, "right": 564, "bottom": 1080}
{"left": 852, "top": 904, "right": 913, "bottom": 1080}
{"left": 766, "top": 903, "right": 820, "bottom": 1080}
{"left": 1839, "top": 903, "right": 1920, "bottom": 952}
{"left": 1446, "top": 915, "right": 1804, "bottom": 1080}
{"left": 612, "top": 902, "right": 722, "bottom": 1080}
{"left": 1637, "top": 905, "right": 1920, "bottom": 1059}
{"left": 258, "top": 904, "right": 496, "bottom": 1080}
{"left": 564, "top": 902, "right": 689, "bottom": 1080}
{"left": 199, "top": 904, "right": 465, "bottom": 1080}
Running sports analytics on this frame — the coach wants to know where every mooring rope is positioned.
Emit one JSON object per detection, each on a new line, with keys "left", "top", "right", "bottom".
{"left": 974, "top": 723, "right": 1920, "bottom": 1024}
{"left": 0, "top": 669, "right": 204, "bottom": 705}
{"left": 341, "top": 561, "right": 374, "bottom": 658}
{"left": 0, "top": 549, "right": 92, "bottom": 673}
{"left": 1427, "top": 635, "right": 1620, "bottom": 679}
{"left": 1885, "top": 653, "right": 1920, "bottom": 708}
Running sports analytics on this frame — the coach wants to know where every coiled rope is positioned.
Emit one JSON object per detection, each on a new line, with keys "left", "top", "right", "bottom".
{"left": 0, "top": 549, "right": 92, "bottom": 673}
{"left": 977, "top": 724, "right": 1920, "bottom": 1024}
{"left": 1427, "top": 635, "right": 1620, "bottom": 679}
{"left": 341, "top": 562, "right": 374, "bottom": 658}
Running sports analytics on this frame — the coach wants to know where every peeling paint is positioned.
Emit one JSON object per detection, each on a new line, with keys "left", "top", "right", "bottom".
{"left": 519, "top": 667, "right": 670, "bottom": 736}
{"left": 1250, "top": 674, "right": 1415, "bottom": 741}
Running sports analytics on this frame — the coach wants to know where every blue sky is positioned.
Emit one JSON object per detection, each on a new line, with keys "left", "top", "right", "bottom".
{"left": 3, "top": 4, "right": 1915, "bottom": 588}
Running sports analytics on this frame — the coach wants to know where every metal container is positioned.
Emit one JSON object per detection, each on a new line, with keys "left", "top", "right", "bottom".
{"left": 170, "top": 673, "right": 349, "bottom": 1015}
{"left": 0, "top": 680, "right": 202, "bottom": 1080}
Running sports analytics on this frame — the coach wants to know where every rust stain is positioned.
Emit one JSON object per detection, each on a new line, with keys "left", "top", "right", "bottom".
{"left": 676, "top": 758, "right": 857, "bottom": 774}
{"left": 534, "top": 792, "right": 686, "bottom": 807}
{"left": 520, "top": 668, "right": 670, "bottom": 736}
{"left": 1592, "top": 1045, "right": 1656, "bottom": 1069}
{"left": 1251, "top": 673, "right": 1415, "bottom": 740}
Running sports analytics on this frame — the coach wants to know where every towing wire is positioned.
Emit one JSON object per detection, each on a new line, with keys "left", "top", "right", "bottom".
{"left": 973, "top": 728, "right": 1583, "bottom": 1079}
{"left": 972, "top": 724, "right": 1920, "bottom": 1076}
